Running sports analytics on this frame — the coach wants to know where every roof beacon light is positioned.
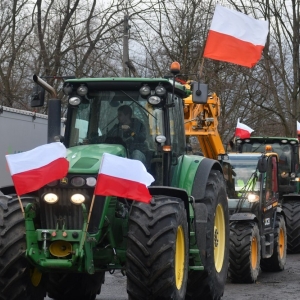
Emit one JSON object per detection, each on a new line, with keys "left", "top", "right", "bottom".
{"left": 265, "top": 145, "right": 272, "bottom": 151}
{"left": 170, "top": 61, "right": 180, "bottom": 75}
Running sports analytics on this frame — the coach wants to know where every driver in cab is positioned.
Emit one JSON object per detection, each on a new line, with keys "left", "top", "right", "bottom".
{"left": 107, "top": 105, "right": 147, "bottom": 165}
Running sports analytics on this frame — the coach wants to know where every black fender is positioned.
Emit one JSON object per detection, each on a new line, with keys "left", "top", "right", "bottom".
{"left": 191, "top": 157, "right": 223, "bottom": 201}
{"left": 0, "top": 185, "right": 16, "bottom": 196}
{"left": 190, "top": 158, "right": 224, "bottom": 265}
{"left": 282, "top": 193, "right": 300, "bottom": 202}
{"left": 230, "top": 212, "right": 257, "bottom": 222}
{"left": 149, "top": 186, "right": 190, "bottom": 231}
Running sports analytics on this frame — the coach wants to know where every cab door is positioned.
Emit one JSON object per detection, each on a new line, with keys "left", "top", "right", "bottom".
{"left": 261, "top": 155, "right": 279, "bottom": 233}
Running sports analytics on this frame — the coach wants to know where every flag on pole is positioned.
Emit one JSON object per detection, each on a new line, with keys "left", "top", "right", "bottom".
{"left": 5, "top": 142, "right": 69, "bottom": 195}
{"left": 95, "top": 153, "right": 154, "bottom": 203}
{"left": 297, "top": 121, "right": 300, "bottom": 135}
{"left": 235, "top": 119, "right": 254, "bottom": 139}
{"left": 203, "top": 5, "right": 269, "bottom": 68}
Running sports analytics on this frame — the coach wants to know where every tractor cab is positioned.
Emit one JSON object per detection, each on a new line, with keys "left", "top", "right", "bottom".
{"left": 61, "top": 78, "right": 187, "bottom": 187}
{"left": 234, "top": 137, "right": 300, "bottom": 195}
{"left": 225, "top": 153, "right": 280, "bottom": 227}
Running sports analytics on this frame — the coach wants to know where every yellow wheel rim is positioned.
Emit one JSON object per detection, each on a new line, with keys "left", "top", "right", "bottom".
{"left": 214, "top": 204, "right": 225, "bottom": 272}
{"left": 30, "top": 267, "right": 42, "bottom": 287}
{"left": 251, "top": 236, "right": 258, "bottom": 269}
{"left": 175, "top": 225, "right": 185, "bottom": 290}
{"left": 279, "top": 227, "right": 285, "bottom": 258}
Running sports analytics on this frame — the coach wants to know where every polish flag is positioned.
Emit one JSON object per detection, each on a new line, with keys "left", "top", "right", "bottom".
{"left": 203, "top": 5, "right": 269, "bottom": 68}
{"left": 5, "top": 142, "right": 69, "bottom": 196}
{"left": 297, "top": 121, "right": 300, "bottom": 135}
{"left": 95, "top": 153, "right": 154, "bottom": 203}
{"left": 235, "top": 119, "right": 254, "bottom": 139}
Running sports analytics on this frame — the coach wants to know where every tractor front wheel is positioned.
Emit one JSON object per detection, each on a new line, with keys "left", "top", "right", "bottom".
{"left": 186, "top": 169, "right": 229, "bottom": 300}
{"left": 282, "top": 201, "right": 300, "bottom": 253}
{"left": 0, "top": 195, "right": 47, "bottom": 300}
{"left": 126, "top": 196, "right": 188, "bottom": 299}
{"left": 260, "top": 215, "right": 287, "bottom": 272}
{"left": 228, "top": 221, "right": 261, "bottom": 283}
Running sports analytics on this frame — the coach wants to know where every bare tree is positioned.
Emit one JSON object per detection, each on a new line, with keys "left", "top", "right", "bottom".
{"left": 226, "top": 0, "right": 300, "bottom": 137}
{"left": 0, "top": 0, "right": 35, "bottom": 109}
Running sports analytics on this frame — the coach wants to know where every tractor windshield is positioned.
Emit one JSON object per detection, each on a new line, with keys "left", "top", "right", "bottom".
{"left": 227, "top": 154, "right": 261, "bottom": 197}
{"left": 67, "top": 89, "right": 185, "bottom": 165}
{"left": 240, "top": 142, "right": 293, "bottom": 174}
{"left": 68, "top": 90, "right": 158, "bottom": 149}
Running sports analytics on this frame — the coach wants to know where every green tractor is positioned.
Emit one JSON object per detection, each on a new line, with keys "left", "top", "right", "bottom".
{"left": 0, "top": 69, "right": 229, "bottom": 300}
{"left": 234, "top": 137, "right": 300, "bottom": 253}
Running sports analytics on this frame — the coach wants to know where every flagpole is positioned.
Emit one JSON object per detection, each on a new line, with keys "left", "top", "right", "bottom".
{"left": 80, "top": 194, "right": 96, "bottom": 252}
{"left": 87, "top": 194, "right": 96, "bottom": 226}
{"left": 198, "top": 57, "right": 205, "bottom": 79}
{"left": 17, "top": 195, "right": 25, "bottom": 217}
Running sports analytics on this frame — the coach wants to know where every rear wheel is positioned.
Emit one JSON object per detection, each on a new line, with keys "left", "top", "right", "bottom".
{"left": 260, "top": 215, "right": 286, "bottom": 272}
{"left": 228, "top": 221, "right": 260, "bottom": 283}
{"left": 0, "top": 195, "right": 46, "bottom": 300}
{"left": 282, "top": 201, "right": 300, "bottom": 253}
{"left": 186, "top": 170, "right": 229, "bottom": 300}
{"left": 126, "top": 196, "right": 188, "bottom": 299}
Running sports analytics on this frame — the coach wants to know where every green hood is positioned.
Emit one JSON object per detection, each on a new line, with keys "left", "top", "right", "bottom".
{"left": 66, "top": 144, "right": 127, "bottom": 174}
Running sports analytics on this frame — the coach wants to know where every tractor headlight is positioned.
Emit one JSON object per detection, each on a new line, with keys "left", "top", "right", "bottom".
{"left": 139, "top": 85, "right": 151, "bottom": 97}
{"left": 69, "top": 96, "right": 81, "bottom": 106}
{"left": 148, "top": 95, "right": 161, "bottom": 105}
{"left": 71, "top": 176, "right": 85, "bottom": 187}
{"left": 86, "top": 177, "right": 97, "bottom": 187}
{"left": 77, "top": 84, "right": 88, "bottom": 96}
{"left": 63, "top": 83, "right": 73, "bottom": 95}
{"left": 70, "top": 194, "right": 85, "bottom": 205}
{"left": 155, "top": 85, "right": 166, "bottom": 97}
{"left": 248, "top": 193, "right": 259, "bottom": 202}
{"left": 44, "top": 193, "right": 59, "bottom": 204}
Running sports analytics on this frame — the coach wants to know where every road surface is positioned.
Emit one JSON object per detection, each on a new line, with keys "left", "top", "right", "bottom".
{"left": 45, "top": 253, "right": 300, "bottom": 300}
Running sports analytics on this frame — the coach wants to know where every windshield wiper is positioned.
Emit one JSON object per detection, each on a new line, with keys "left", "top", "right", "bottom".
{"left": 121, "top": 90, "right": 157, "bottom": 119}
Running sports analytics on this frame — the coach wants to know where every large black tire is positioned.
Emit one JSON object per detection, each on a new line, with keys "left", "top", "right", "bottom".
{"left": 0, "top": 195, "right": 46, "bottom": 300}
{"left": 186, "top": 170, "right": 229, "bottom": 300}
{"left": 47, "top": 272, "right": 105, "bottom": 300}
{"left": 260, "top": 215, "right": 287, "bottom": 272}
{"left": 228, "top": 221, "right": 260, "bottom": 283}
{"left": 126, "top": 196, "right": 189, "bottom": 299}
{"left": 282, "top": 201, "right": 300, "bottom": 253}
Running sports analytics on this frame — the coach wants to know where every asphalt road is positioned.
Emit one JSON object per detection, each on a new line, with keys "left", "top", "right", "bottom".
{"left": 45, "top": 253, "right": 300, "bottom": 300}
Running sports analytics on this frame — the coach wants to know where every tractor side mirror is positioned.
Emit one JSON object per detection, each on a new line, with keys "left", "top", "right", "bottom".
{"left": 257, "top": 156, "right": 268, "bottom": 173}
{"left": 31, "top": 84, "right": 45, "bottom": 107}
{"left": 192, "top": 82, "right": 208, "bottom": 104}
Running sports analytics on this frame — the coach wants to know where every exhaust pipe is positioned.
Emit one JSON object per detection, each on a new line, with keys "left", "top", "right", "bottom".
{"left": 32, "top": 74, "right": 61, "bottom": 143}
{"left": 33, "top": 74, "right": 57, "bottom": 98}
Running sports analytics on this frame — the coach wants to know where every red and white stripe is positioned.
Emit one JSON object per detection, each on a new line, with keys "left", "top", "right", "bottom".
{"left": 5, "top": 142, "right": 69, "bottom": 195}
{"left": 235, "top": 119, "right": 254, "bottom": 139}
{"left": 95, "top": 153, "right": 154, "bottom": 203}
{"left": 203, "top": 5, "right": 269, "bottom": 68}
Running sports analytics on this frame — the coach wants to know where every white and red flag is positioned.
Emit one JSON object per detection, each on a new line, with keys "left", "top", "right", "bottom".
{"left": 5, "top": 142, "right": 69, "bottom": 196}
{"left": 203, "top": 5, "right": 269, "bottom": 68}
{"left": 95, "top": 153, "right": 154, "bottom": 203}
{"left": 297, "top": 121, "right": 300, "bottom": 135}
{"left": 235, "top": 119, "right": 254, "bottom": 139}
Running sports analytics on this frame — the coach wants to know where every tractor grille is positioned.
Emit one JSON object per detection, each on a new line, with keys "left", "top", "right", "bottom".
{"left": 39, "top": 188, "right": 105, "bottom": 232}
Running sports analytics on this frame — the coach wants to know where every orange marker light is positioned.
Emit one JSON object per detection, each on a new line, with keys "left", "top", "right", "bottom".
{"left": 265, "top": 145, "right": 272, "bottom": 151}
{"left": 170, "top": 62, "right": 180, "bottom": 75}
{"left": 163, "top": 145, "right": 172, "bottom": 152}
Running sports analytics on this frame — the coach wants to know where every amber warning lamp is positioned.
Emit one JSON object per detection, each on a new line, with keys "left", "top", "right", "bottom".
{"left": 265, "top": 145, "right": 272, "bottom": 152}
{"left": 170, "top": 62, "right": 180, "bottom": 75}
